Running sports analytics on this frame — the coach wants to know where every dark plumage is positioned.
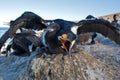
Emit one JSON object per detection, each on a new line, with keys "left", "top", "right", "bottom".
{"left": 77, "top": 18, "right": 120, "bottom": 45}
{"left": 42, "top": 19, "right": 77, "bottom": 55}
{"left": 1, "top": 12, "right": 120, "bottom": 57}
{"left": 9, "top": 11, "right": 47, "bottom": 37}
{"left": 86, "top": 15, "right": 97, "bottom": 44}
{"left": 41, "top": 23, "right": 61, "bottom": 54}
{"left": 42, "top": 18, "right": 120, "bottom": 55}
{"left": 0, "top": 12, "right": 47, "bottom": 53}
{"left": 9, "top": 31, "right": 40, "bottom": 56}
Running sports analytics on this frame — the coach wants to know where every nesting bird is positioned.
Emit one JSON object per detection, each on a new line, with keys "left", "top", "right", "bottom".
{"left": 42, "top": 17, "right": 120, "bottom": 56}
{"left": 9, "top": 11, "right": 47, "bottom": 37}
{"left": 6, "top": 31, "right": 41, "bottom": 56}
{"left": 41, "top": 20, "right": 77, "bottom": 55}
{"left": 0, "top": 12, "right": 120, "bottom": 57}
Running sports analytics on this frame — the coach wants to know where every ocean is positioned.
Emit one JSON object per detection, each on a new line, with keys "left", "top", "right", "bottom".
{"left": 0, "top": 27, "right": 9, "bottom": 37}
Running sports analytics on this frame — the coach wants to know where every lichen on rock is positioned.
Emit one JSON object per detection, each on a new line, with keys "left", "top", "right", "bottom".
{"left": 0, "top": 48, "right": 116, "bottom": 80}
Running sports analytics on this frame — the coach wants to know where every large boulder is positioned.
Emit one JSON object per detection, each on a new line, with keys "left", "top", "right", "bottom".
{"left": 0, "top": 48, "right": 116, "bottom": 80}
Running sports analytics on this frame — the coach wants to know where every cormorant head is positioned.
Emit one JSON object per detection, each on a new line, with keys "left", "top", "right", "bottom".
{"left": 46, "top": 22, "right": 60, "bottom": 32}
{"left": 58, "top": 33, "right": 76, "bottom": 56}
{"left": 86, "top": 15, "right": 96, "bottom": 20}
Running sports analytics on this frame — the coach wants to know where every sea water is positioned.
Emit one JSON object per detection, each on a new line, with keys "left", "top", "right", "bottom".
{"left": 0, "top": 27, "right": 8, "bottom": 37}
{"left": 0, "top": 27, "right": 9, "bottom": 52}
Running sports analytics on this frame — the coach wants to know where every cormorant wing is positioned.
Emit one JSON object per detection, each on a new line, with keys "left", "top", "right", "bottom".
{"left": 77, "top": 19, "right": 120, "bottom": 45}
{"left": 12, "top": 31, "right": 41, "bottom": 54}
{"left": 14, "top": 31, "right": 41, "bottom": 46}
{"left": 9, "top": 11, "right": 47, "bottom": 37}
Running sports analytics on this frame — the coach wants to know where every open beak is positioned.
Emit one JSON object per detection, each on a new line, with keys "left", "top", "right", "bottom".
{"left": 58, "top": 34, "right": 72, "bottom": 56}
{"left": 62, "top": 39, "right": 72, "bottom": 55}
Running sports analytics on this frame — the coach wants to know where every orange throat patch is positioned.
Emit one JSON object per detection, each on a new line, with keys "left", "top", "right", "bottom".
{"left": 61, "top": 40, "right": 71, "bottom": 51}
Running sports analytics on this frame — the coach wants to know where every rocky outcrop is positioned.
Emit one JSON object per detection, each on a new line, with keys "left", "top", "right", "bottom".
{"left": 99, "top": 12, "right": 120, "bottom": 22}
{"left": 0, "top": 47, "right": 116, "bottom": 80}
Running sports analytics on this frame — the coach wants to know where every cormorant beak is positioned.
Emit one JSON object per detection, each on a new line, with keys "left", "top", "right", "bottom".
{"left": 58, "top": 34, "right": 72, "bottom": 56}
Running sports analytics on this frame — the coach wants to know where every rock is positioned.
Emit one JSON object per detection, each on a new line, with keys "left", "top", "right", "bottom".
{"left": 0, "top": 49, "right": 116, "bottom": 80}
